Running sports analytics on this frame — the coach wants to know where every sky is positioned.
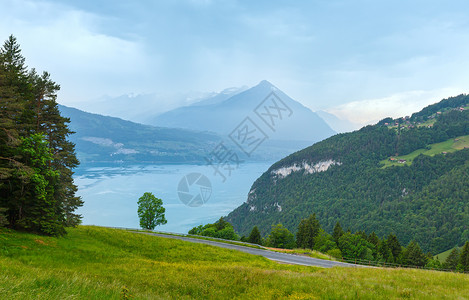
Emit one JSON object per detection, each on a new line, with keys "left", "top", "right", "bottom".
{"left": 1, "top": 0, "right": 469, "bottom": 125}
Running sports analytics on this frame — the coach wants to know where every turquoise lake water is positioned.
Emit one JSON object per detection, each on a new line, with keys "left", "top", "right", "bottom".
{"left": 74, "top": 162, "right": 272, "bottom": 234}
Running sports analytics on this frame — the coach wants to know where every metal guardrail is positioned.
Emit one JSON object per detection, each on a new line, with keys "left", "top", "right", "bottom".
{"left": 340, "top": 256, "right": 469, "bottom": 274}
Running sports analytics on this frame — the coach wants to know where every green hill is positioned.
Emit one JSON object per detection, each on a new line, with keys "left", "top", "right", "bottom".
{"left": 226, "top": 94, "right": 469, "bottom": 254}
{"left": 1, "top": 226, "right": 468, "bottom": 299}
{"left": 435, "top": 246, "right": 462, "bottom": 262}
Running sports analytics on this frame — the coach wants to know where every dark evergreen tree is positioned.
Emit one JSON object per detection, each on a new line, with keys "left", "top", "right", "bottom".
{"left": 0, "top": 207, "right": 7, "bottom": 227}
{"left": 386, "top": 233, "right": 402, "bottom": 263}
{"left": 332, "top": 221, "right": 344, "bottom": 244}
{"left": 0, "top": 35, "right": 28, "bottom": 92}
{"left": 377, "top": 239, "right": 391, "bottom": 262}
{"left": 367, "top": 232, "right": 380, "bottom": 258}
{"left": 460, "top": 242, "right": 469, "bottom": 272}
{"left": 214, "top": 217, "right": 229, "bottom": 231}
{"left": 247, "top": 225, "right": 262, "bottom": 245}
{"left": 404, "top": 241, "right": 428, "bottom": 267}
{"left": 296, "top": 214, "right": 320, "bottom": 249}
{"left": 367, "top": 232, "right": 380, "bottom": 248}
{"left": 0, "top": 35, "right": 29, "bottom": 226}
{"left": 443, "top": 248, "right": 461, "bottom": 270}
{"left": 24, "top": 69, "right": 82, "bottom": 227}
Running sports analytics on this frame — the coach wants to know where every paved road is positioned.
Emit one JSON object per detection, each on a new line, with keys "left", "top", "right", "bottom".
{"left": 140, "top": 232, "right": 363, "bottom": 268}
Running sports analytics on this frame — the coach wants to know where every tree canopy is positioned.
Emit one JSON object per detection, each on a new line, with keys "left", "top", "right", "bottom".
{"left": 266, "top": 224, "right": 296, "bottom": 249}
{"left": 0, "top": 35, "right": 81, "bottom": 235}
{"left": 137, "top": 192, "right": 167, "bottom": 230}
{"left": 247, "top": 225, "right": 262, "bottom": 245}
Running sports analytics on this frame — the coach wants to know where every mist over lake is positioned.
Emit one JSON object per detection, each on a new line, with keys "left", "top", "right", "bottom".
{"left": 74, "top": 162, "right": 272, "bottom": 234}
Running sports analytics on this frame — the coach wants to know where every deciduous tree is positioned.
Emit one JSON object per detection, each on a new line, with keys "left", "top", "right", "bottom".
{"left": 267, "top": 224, "right": 296, "bottom": 249}
{"left": 137, "top": 192, "right": 167, "bottom": 230}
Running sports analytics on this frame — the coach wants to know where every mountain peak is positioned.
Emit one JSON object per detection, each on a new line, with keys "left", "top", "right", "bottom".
{"left": 258, "top": 80, "right": 275, "bottom": 88}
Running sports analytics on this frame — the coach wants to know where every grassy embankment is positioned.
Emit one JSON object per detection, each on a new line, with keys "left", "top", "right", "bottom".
{"left": 1, "top": 226, "right": 469, "bottom": 299}
{"left": 381, "top": 134, "right": 469, "bottom": 168}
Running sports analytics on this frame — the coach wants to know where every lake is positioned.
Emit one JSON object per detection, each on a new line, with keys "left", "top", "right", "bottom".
{"left": 74, "top": 162, "right": 273, "bottom": 234}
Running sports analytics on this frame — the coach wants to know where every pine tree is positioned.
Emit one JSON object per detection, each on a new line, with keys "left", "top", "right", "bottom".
{"left": 332, "top": 221, "right": 344, "bottom": 244}
{"left": 214, "top": 217, "right": 229, "bottom": 231}
{"left": 0, "top": 207, "right": 7, "bottom": 227}
{"left": 296, "top": 218, "right": 309, "bottom": 249}
{"left": 377, "top": 239, "right": 391, "bottom": 261}
{"left": 443, "top": 248, "right": 461, "bottom": 270}
{"left": 0, "top": 35, "right": 81, "bottom": 234}
{"left": 367, "top": 232, "right": 380, "bottom": 247}
{"left": 386, "top": 233, "right": 402, "bottom": 262}
{"left": 367, "top": 232, "right": 380, "bottom": 258}
{"left": 0, "top": 35, "right": 30, "bottom": 227}
{"left": 247, "top": 225, "right": 262, "bottom": 245}
{"left": 1, "top": 35, "right": 28, "bottom": 91}
{"left": 404, "top": 241, "right": 428, "bottom": 267}
{"left": 27, "top": 70, "right": 82, "bottom": 227}
{"left": 296, "top": 214, "right": 320, "bottom": 249}
{"left": 460, "top": 242, "right": 469, "bottom": 272}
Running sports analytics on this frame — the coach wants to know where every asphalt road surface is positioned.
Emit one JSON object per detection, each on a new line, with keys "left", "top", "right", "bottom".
{"left": 140, "top": 232, "right": 363, "bottom": 268}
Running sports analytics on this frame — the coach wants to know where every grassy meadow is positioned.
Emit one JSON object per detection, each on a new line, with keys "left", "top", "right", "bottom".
{"left": 1, "top": 226, "right": 469, "bottom": 299}
{"left": 381, "top": 134, "right": 469, "bottom": 168}
{"left": 435, "top": 246, "right": 462, "bottom": 262}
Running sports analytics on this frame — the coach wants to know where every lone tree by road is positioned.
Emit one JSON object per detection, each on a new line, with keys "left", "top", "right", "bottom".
{"left": 137, "top": 192, "right": 167, "bottom": 230}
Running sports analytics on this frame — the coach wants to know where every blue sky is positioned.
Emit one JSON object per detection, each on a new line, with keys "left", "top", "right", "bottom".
{"left": 1, "top": 0, "right": 469, "bottom": 124}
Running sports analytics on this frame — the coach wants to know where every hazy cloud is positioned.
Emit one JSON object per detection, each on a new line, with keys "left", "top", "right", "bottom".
{"left": 1, "top": 0, "right": 469, "bottom": 119}
{"left": 329, "top": 88, "right": 466, "bottom": 126}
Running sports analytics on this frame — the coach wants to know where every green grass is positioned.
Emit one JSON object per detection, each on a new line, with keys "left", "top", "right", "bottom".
{"left": 381, "top": 134, "right": 469, "bottom": 168}
{"left": 1, "top": 226, "right": 469, "bottom": 299}
{"left": 435, "top": 246, "right": 462, "bottom": 262}
{"left": 416, "top": 118, "right": 437, "bottom": 128}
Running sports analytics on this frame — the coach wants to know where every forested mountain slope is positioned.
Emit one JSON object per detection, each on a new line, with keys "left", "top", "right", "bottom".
{"left": 226, "top": 94, "right": 469, "bottom": 254}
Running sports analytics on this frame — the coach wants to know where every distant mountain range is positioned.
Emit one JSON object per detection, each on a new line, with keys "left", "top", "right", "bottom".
{"left": 59, "top": 105, "right": 320, "bottom": 165}
{"left": 150, "top": 80, "right": 336, "bottom": 142}
{"left": 226, "top": 94, "right": 469, "bottom": 254}
{"left": 61, "top": 81, "right": 341, "bottom": 165}
{"left": 69, "top": 87, "right": 248, "bottom": 125}
{"left": 59, "top": 105, "right": 221, "bottom": 165}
